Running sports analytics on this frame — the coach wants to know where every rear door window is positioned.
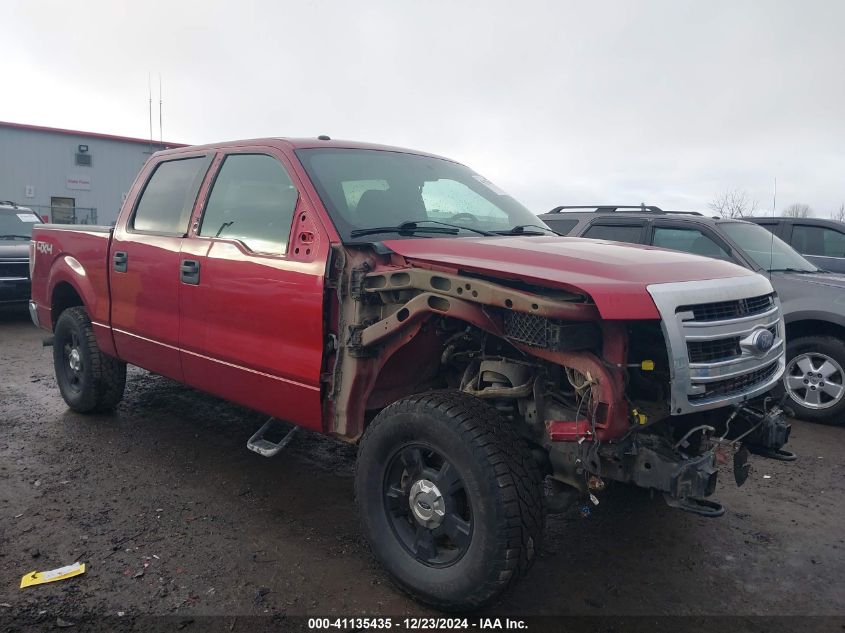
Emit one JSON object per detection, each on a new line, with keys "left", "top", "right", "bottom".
{"left": 133, "top": 156, "right": 212, "bottom": 234}
{"left": 199, "top": 154, "right": 298, "bottom": 254}
{"left": 582, "top": 222, "right": 645, "bottom": 244}
{"left": 652, "top": 226, "right": 732, "bottom": 261}
{"left": 791, "top": 225, "right": 845, "bottom": 258}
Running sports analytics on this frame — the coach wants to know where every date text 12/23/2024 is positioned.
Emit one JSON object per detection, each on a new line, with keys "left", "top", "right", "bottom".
{"left": 307, "top": 618, "right": 528, "bottom": 630}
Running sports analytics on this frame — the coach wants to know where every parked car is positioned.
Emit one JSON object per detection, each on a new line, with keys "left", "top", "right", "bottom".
{"left": 540, "top": 205, "right": 845, "bottom": 425}
{"left": 30, "top": 141, "right": 792, "bottom": 610}
{"left": 749, "top": 216, "right": 845, "bottom": 274}
{"left": 0, "top": 201, "right": 42, "bottom": 305}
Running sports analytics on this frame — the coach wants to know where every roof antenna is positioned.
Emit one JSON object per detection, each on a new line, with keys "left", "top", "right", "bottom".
{"left": 148, "top": 73, "right": 153, "bottom": 152}
{"left": 768, "top": 177, "right": 777, "bottom": 276}
{"left": 158, "top": 73, "right": 163, "bottom": 146}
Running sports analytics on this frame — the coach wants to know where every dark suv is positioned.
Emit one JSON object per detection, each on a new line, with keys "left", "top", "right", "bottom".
{"left": 0, "top": 201, "right": 41, "bottom": 305}
{"left": 539, "top": 205, "right": 845, "bottom": 425}
{"left": 749, "top": 217, "right": 845, "bottom": 274}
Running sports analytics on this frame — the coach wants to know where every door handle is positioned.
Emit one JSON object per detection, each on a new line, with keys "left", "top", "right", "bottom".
{"left": 113, "top": 251, "right": 127, "bottom": 273}
{"left": 180, "top": 259, "right": 200, "bottom": 285}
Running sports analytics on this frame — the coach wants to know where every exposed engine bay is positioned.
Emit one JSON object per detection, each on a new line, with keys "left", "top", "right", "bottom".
{"left": 323, "top": 246, "right": 794, "bottom": 517}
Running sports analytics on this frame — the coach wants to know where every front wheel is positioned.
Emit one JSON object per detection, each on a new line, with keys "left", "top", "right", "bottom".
{"left": 355, "top": 391, "right": 544, "bottom": 611}
{"left": 53, "top": 306, "right": 126, "bottom": 413}
{"left": 783, "top": 335, "right": 845, "bottom": 425}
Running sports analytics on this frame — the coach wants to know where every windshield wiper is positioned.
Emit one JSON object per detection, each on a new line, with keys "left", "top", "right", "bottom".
{"left": 768, "top": 267, "right": 817, "bottom": 274}
{"left": 0, "top": 234, "right": 31, "bottom": 240}
{"left": 350, "top": 220, "right": 462, "bottom": 239}
{"left": 492, "top": 224, "right": 560, "bottom": 236}
{"left": 414, "top": 219, "right": 497, "bottom": 236}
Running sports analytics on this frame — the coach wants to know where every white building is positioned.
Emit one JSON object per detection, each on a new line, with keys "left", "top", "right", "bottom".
{"left": 0, "top": 121, "right": 184, "bottom": 225}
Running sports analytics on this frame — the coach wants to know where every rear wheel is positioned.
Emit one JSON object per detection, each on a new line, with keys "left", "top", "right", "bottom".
{"left": 355, "top": 391, "right": 544, "bottom": 611}
{"left": 53, "top": 306, "right": 126, "bottom": 413}
{"left": 783, "top": 335, "right": 845, "bottom": 425}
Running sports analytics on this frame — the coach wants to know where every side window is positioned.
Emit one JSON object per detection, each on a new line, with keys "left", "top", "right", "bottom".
{"left": 133, "top": 156, "right": 211, "bottom": 234}
{"left": 652, "top": 227, "right": 732, "bottom": 261}
{"left": 792, "top": 225, "right": 845, "bottom": 258}
{"left": 541, "top": 218, "right": 579, "bottom": 235}
{"left": 823, "top": 228, "right": 845, "bottom": 257}
{"left": 582, "top": 223, "right": 643, "bottom": 244}
{"left": 199, "top": 154, "right": 298, "bottom": 254}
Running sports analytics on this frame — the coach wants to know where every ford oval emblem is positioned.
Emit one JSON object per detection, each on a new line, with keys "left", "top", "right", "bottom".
{"left": 753, "top": 329, "right": 775, "bottom": 354}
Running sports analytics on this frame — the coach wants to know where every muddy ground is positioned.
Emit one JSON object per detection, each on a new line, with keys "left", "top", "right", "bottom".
{"left": 1, "top": 307, "right": 844, "bottom": 631}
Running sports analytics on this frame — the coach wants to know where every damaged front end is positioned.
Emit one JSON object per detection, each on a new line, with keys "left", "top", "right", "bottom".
{"left": 323, "top": 245, "right": 793, "bottom": 518}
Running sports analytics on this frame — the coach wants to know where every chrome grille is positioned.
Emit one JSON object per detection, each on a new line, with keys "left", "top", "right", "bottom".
{"left": 689, "top": 361, "right": 780, "bottom": 401}
{"left": 647, "top": 277, "right": 785, "bottom": 415}
{"left": 687, "top": 325, "right": 777, "bottom": 364}
{"left": 677, "top": 293, "right": 774, "bottom": 322}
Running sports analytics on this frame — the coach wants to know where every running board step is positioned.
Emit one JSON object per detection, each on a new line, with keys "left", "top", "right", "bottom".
{"left": 663, "top": 494, "right": 726, "bottom": 518}
{"left": 247, "top": 418, "right": 299, "bottom": 457}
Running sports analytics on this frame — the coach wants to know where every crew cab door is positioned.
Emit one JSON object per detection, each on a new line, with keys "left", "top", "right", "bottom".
{"left": 109, "top": 152, "right": 213, "bottom": 380}
{"left": 178, "top": 148, "right": 327, "bottom": 430}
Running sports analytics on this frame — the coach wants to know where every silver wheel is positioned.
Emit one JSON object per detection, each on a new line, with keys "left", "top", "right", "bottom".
{"left": 784, "top": 352, "right": 845, "bottom": 410}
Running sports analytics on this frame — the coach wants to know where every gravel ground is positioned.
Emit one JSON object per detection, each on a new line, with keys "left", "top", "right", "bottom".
{"left": 1, "top": 306, "right": 844, "bottom": 631}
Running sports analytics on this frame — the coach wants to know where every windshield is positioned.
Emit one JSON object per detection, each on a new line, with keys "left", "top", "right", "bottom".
{"left": 0, "top": 210, "right": 41, "bottom": 239}
{"left": 296, "top": 148, "right": 549, "bottom": 241}
{"left": 721, "top": 221, "right": 818, "bottom": 272}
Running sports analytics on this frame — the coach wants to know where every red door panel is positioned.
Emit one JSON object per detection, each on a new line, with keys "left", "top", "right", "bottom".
{"left": 109, "top": 151, "right": 214, "bottom": 380}
{"left": 109, "top": 230, "right": 184, "bottom": 381}
{"left": 179, "top": 241, "right": 326, "bottom": 429}
{"left": 178, "top": 148, "right": 327, "bottom": 430}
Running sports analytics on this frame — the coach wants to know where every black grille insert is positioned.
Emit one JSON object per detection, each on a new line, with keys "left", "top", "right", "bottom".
{"left": 504, "top": 312, "right": 600, "bottom": 352}
{"left": 688, "top": 337, "right": 741, "bottom": 363}
{"left": 678, "top": 294, "right": 774, "bottom": 322}
{"left": 689, "top": 361, "right": 779, "bottom": 401}
{"left": 0, "top": 261, "right": 29, "bottom": 279}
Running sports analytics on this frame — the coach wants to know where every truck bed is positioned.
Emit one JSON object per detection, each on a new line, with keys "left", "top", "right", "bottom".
{"left": 30, "top": 224, "right": 115, "bottom": 354}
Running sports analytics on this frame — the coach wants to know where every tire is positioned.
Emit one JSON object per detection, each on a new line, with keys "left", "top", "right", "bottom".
{"left": 53, "top": 306, "right": 126, "bottom": 413}
{"left": 782, "top": 335, "right": 845, "bottom": 425}
{"left": 355, "top": 390, "right": 544, "bottom": 611}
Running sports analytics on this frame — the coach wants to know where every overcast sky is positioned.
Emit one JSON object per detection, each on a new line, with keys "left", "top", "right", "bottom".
{"left": 4, "top": 0, "right": 844, "bottom": 217}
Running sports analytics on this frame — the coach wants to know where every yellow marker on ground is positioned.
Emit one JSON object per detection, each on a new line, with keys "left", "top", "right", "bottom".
{"left": 20, "top": 562, "right": 85, "bottom": 588}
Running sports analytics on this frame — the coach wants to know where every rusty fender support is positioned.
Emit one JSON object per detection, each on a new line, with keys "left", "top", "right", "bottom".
{"left": 362, "top": 267, "right": 599, "bottom": 321}
{"left": 329, "top": 263, "right": 605, "bottom": 442}
{"left": 329, "top": 292, "right": 502, "bottom": 439}
{"left": 360, "top": 292, "right": 501, "bottom": 348}
{"left": 513, "top": 321, "right": 630, "bottom": 443}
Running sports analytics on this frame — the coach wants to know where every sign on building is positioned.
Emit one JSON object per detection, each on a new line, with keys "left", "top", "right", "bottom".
{"left": 66, "top": 174, "right": 92, "bottom": 190}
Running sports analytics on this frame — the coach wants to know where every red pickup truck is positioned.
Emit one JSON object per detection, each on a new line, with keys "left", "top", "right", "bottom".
{"left": 30, "top": 138, "right": 793, "bottom": 610}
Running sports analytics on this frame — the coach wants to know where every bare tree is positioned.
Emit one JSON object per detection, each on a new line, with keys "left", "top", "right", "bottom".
{"left": 708, "top": 188, "right": 759, "bottom": 219}
{"left": 782, "top": 203, "right": 813, "bottom": 218}
{"left": 833, "top": 204, "right": 845, "bottom": 222}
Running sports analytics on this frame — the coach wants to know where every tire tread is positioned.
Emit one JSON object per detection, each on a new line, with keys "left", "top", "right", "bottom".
{"left": 55, "top": 306, "right": 126, "bottom": 412}
{"left": 355, "top": 390, "right": 545, "bottom": 610}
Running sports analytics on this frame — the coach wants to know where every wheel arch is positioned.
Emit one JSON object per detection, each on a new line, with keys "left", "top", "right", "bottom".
{"left": 47, "top": 256, "right": 117, "bottom": 356}
{"left": 785, "top": 318, "right": 845, "bottom": 342}
{"left": 51, "top": 281, "right": 84, "bottom": 328}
